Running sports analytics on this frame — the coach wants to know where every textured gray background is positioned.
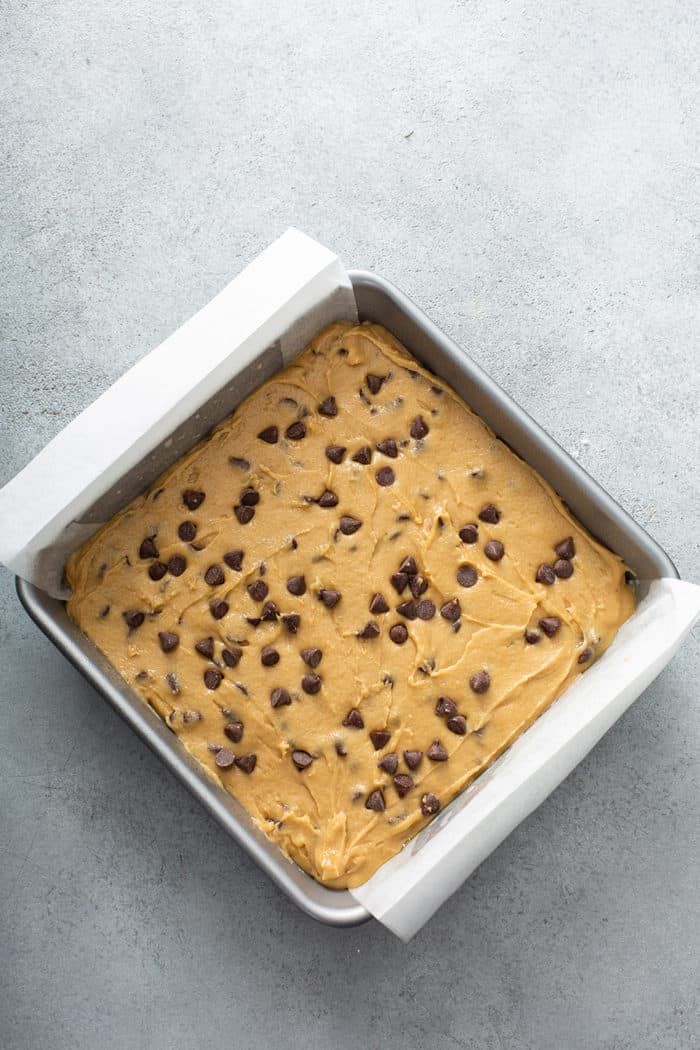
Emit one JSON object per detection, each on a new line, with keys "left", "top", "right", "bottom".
{"left": 1, "top": 1, "right": 698, "bottom": 1048}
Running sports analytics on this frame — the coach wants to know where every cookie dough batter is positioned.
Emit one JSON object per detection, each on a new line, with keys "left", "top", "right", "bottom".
{"left": 66, "top": 322, "right": 635, "bottom": 888}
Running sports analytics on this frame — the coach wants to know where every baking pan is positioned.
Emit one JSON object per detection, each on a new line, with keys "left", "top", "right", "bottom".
{"left": 16, "top": 270, "right": 678, "bottom": 928}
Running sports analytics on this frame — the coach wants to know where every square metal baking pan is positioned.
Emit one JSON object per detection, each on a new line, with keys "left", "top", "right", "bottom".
{"left": 16, "top": 269, "right": 678, "bottom": 928}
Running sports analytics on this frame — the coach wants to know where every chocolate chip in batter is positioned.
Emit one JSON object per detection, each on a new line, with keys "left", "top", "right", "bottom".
{"left": 260, "top": 601, "right": 278, "bottom": 621}
{"left": 369, "top": 729, "right": 391, "bottom": 750}
{"left": 195, "top": 637, "right": 215, "bottom": 658}
{"left": 247, "top": 579, "right": 269, "bottom": 602}
{"left": 302, "top": 673, "right": 322, "bottom": 694}
{"left": 261, "top": 646, "right": 280, "bottom": 667}
{"left": 158, "top": 631, "right": 179, "bottom": 653}
{"left": 390, "top": 572, "right": 409, "bottom": 594}
{"left": 421, "top": 793, "right": 440, "bottom": 817}
{"left": 389, "top": 623, "right": 408, "bottom": 644}
{"left": 376, "top": 437, "right": 398, "bottom": 458}
{"left": 240, "top": 487, "right": 259, "bottom": 507}
{"left": 98, "top": 605, "right": 110, "bottom": 618}
{"left": 224, "top": 721, "right": 243, "bottom": 743}
{"left": 204, "top": 668, "right": 223, "bottom": 690}
{"left": 396, "top": 556, "right": 415, "bottom": 576}
{"left": 258, "top": 426, "right": 279, "bottom": 444}
{"left": 435, "top": 696, "right": 458, "bottom": 717}
{"left": 469, "top": 669, "right": 490, "bottom": 694}
{"left": 409, "top": 574, "right": 429, "bottom": 598}
{"left": 318, "top": 489, "right": 339, "bottom": 508}
{"left": 447, "top": 714, "right": 467, "bottom": 735}
{"left": 403, "top": 749, "right": 423, "bottom": 770}
{"left": 397, "top": 600, "right": 418, "bottom": 620}
{"left": 340, "top": 711, "right": 366, "bottom": 736}
{"left": 325, "top": 445, "right": 347, "bottom": 464}
{"left": 524, "top": 629, "right": 542, "bottom": 644}
{"left": 285, "top": 421, "right": 306, "bottom": 441}
{"left": 410, "top": 415, "right": 429, "bottom": 439}
{"left": 139, "top": 537, "right": 158, "bottom": 559}
{"left": 281, "top": 613, "right": 301, "bottom": 633}
{"left": 440, "top": 598, "right": 461, "bottom": 622}
{"left": 578, "top": 647, "right": 593, "bottom": 664}
{"left": 235, "top": 753, "right": 256, "bottom": 773}
{"left": 270, "top": 687, "right": 291, "bottom": 708}
{"left": 183, "top": 489, "right": 205, "bottom": 510}
{"left": 364, "top": 789, "right": 385, "bottom": 812}
{"left": 484, "top": 540, "right": 505, "bottom": 561}
{"left": 210, "top": 599, "right": 229, "bottom": 620}
{"left": 229, "top": 456, "right": 250, "bottom": 471}
{"left": 376, "top": 466, "right": 395, "bottom": 486}
{"left": 369, "top": 592, "right": 390, "bottom": 614}
{"left": 416, "top": 599, "right": 436, "bottom": 620}
{"left": 234, "top": 505, "right": 255, "bottom": 525}
{"left": 215, "top": 748, "right": 236, "bottom": 770}
{"left": 165, "top": 672, "right": 180, "bottom": 694}
{"left": 378, "top": 752, "right": 398, "bottom": 774}
{"left": 319, "top": 588, "right": 341, "bottom": 608}
{"left": 427, "top": 739, "right": 448, "bottom": 761}
{"left": 148, "top": 561, "right": 168, "bottom": 581}
{"left": 478, "top": 503, "right": 501, "bottom": 524}
{"left": 286, "top": 575, "right": 306, "bottom": 596}
{"left": 223, "top": 549, "right": 244, "bottom": 571}
{"left": 167, "top": 555, "right": 187, "bottom": 577}
{"left": 459, "top": 524, "right": 479, "bottom": 544}
{"left": 555, "top": 537, "right": 576, "bottom": 560}
{"left": 301, "top": 647, "right": 322, "bottom": 668}
{"left": 178, "top": 521, "right": 197, "bottom": 542}
{"left": 204, "top": 564, "right": 225, "bottom": 587}
{"left": 536, "top": 563, "right": 556, "bottom": 585}
{"left": 457, "top": 564, "right": 478, "bottom": 588}
{"left": 334, "top": 740, "right": 347, "bottom": 757}
{"left": 539, "top": 616, "right": 561, "bottom": 637}
{"left": 292, "top": 749, "right": 314, "bottom": 770}
{"left": 366, "top": 373, "right": 386, "bottom": 395}
{"left": 123, "top": 610, "right": 144, "bottom": 629}
{"left": 358, "top": 621, "right": 380, "bottom": 640}
{"left": 352, "top": 445, "right": 372, "bottom": 464}
{"left": 393, "top": 774, "right": 414, "bottom": 798}
{"left": 339, "top": 515, "right": 362, "bottom": 535}
{"left": 318, "top": 396, "right": 337, "bottom": 417}
{"left": 222, "top": 647, "right": 242, "bottom": 668}
{"left": 554, "top": 559, "right": 574, "bottom": 579}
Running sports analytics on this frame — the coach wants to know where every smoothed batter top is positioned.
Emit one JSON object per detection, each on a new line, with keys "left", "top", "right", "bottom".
{"left": 66, "top": 322, "right": 635, "bottom": 888}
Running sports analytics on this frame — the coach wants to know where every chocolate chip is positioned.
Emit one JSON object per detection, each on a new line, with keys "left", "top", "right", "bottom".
{"left": 158, "top": 631, "right": 179, "bottom": 653}
{"left": 539, "top": 616, "right": 561, "bottom": 637}
{"left": 300, "top": 647, "right": 322, "bottom": 669}
{"left": 339, "top": 515, "right": 362, "bottom": 535}
{"left": 319, "top": 588, "right": 341, "bottom": 608}
{"left": 578, "top": 647, "right": 593, "bottom": 664}
{"left": 409, "top": 574, "right": 429, "bottom": 598}
{"left": 342, "top": 708, "right": 364, "bottom": 728}
{"left": 484, "top": 540, "right": 505, "bottom": 561}
{"left": 393, "top": 774, "right": 414, "bottom": 798}
{"left": 318, "top": 489, "right": 339, "bottom": 508}
{"left": 139, "top": 537, "right": 158, "bottom": 559}
{"left": 457, "top": 564, "right": 478, "bottom": 588}
{"left": 235, "top": 505, "right": 255, "bottom": 525}
{"left": 377, "top": 437, "right": 398, "bottom": 458}
{"left": 229, "top": 456, "right": 250, "bottom": 471}
{"left": 123, "top": 610, "right": 144, "bottom": 629}
{"left": 440, "top": 599, "right": 461, "bottom": 622}
{"left": 260, "top": 601, "right": 278, "bottom": 621}
{"left": 478, "top": 503, "right": 500, "bottom": 524}
{"left": 204, "top": 668, "right": 223, "bottom": 690}
{"left": 285, "top": 421, "right": 306, "bottom": 441}
{"left": 427, "top": 739, "right": 448, "bottom": 761}
{"left": 396, "top": 556, "right": 415, "bottom": 576}
{"left": 555, "top": 537, "right": 576, "bottom": 560}
{"left": 390, "top": 572, "right": 409, "bottom": 594}
{"left": 183, "top": 489, "right": 205, "bottom": 510}
{"left": 286, "top": 575, "right": 306, "bottom": 596}
{"left": 240, "top": 487, "right": 259, "bottom": 507}
{"left": 335, "top": 740, "right": 347, "bottom": 757}
{"left": 421, "top": 793, "right": 440, "bottom": 817}
{"left": 98, "top": 605, "right": 110, "bottom": 618}
{"left": 292, "top": 749, "right": 314, "bottom": 770}
{"left": 403, "top": 749, "right": 423, "bottom": 770}
{"left": 325, "top": 445, "right": 346, "bottom": 463}
{"left": 459, "top": 524, "right": 479, "bottom": 544}
{"left": 223, "top": 550, "right": 244, "bottom": 571}
{"left": 376, "top": 466, "right": 395, "bottom": 486}
{"left": 204, "top": 565, "right": 225, "bottom": 586}
{"left": 235, "top": 753, "right": 257, "bottom": 773}
{"left": 369, "top": 729, "right": 391, "bottom": 750}
{"left": 416, "top": 599, "right": 436, "bottom": 620}
{"left": 389, "top": 623, "right": 409, "bottom": 644}
{"left": 536, "top": 563, "right": 556, "bottom": 585}
{"left": 222, "top": 647, "right": 242, "bottom": 667}
{"left": 247, "top": 580, "right": 269, "bottom": 602}
{"left": 195, "top": 637, "right": 215, "bottom": 658}
{"left": 215, "top": 748, "right": 236, "bottom": 770}
{"left": 281, "top": 613, "right": 301, "bottom": 633}
{"left": 148, "top": 561, "right": 168, "bottom": 581}
{"left": 210, "top": 599, "right": 229, "bottom": 620}
{"left": 378, "top": 752, "right": 398, "bottom": 774}
{"left": 318, "top": 395, "right": 337, "bottom": 417}
{"left": 447, "top": 714, "right": 468, "bottom": 735}
{"left": 258, "top": 426, "right": 278, "bottom": 444}
{"left": 165, "top": 672, "right": 180, "bottom": 694}
{"left": 365, "top": 789, "right": 385, "bottom": 812}
{"left": 260, "top": 646, "right": 280, "bottom": 667}
{"left": 178, "top": 521, "right": 197, "bottom": 542}
{"left": 369, "top": 593, "right": 390, "bottom": 614}
{"left": 397, "top": 600, "right": 418, "bottom": 620}
{"left": 354, "top": 621, "right": 379, "bottom": 642}
{"left": 224, "top": 721, "right": 243, "bottom": 743}
{"left": 554, "top": 559, "right": 574, "bottom": 579}
{"left": 469, "top": 670, "right": 490, "bottom": 694}
{"left": 302, "top": 673, "right": 322, "bottom": 694}
{"left": 270, "top": 687, "right": 291, "bottom": 708}
{"left": 524, "top": 630, "right": 542, "bottom": 644}
{"left": 168, "top": 555, "right": 187, "bottom": 577}
{"left": 436, "top": 696, "right": 458, "bottom": 717}
{"left": 352, "top": 445, "right": 372, "bottom": 464}
{"left": 410, "top": 415, "right": 429, "bottom": 439}
{"left": 366, "top": 373, "right": 386, "bottom": 394}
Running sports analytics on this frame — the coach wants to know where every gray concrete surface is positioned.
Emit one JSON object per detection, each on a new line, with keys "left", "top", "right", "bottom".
{"left": 1, "top": 1, "right": 698, "bottom": 1047}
